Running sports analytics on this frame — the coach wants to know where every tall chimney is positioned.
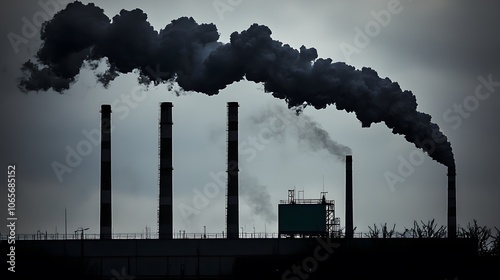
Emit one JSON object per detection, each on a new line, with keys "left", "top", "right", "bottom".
{"left": 447, "top": 167, "right": 456, "bottom": 239}
{"left": 227, "top": 102, "right": 239, "bottom": 239}
{"left": 159, "top": 102, "right": 173, "bottom": 239}
{"left": 345, "top": 155, "right": 353, "bottom": 238}
{"left": 100, "top": 105, "right": 112, "bottom": 239}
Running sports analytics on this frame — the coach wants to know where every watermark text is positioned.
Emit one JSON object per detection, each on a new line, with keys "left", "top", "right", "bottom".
{"left": 7, "top": 165, "right": 17, "bottom": 273}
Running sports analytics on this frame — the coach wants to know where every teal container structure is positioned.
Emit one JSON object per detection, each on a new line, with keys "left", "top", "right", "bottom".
{"left": 278, "top": 204, "right": 327, "bottom": 235}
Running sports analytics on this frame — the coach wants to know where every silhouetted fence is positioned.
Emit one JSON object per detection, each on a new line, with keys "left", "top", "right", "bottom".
{"left": 0, "top": 231, "right": 452, "bottom": 240}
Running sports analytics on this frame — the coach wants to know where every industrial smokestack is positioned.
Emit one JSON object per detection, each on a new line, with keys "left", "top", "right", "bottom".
{"left": 100, "top": 104, "right": 112, "bottom": 239}
{"left": 447, "top": 167, "right": 456, "bottom": 239}
{"left": 345, "top": 155, "right": 353, "bottom": 239}
{"left": 227, "top": 102, "right": 239, "bottom": 239}
{"left": 158, "top": 102, "right": 173, "bottom": 239}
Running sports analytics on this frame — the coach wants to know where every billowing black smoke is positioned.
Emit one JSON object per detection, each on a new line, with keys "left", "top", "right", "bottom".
{"left": 19, "top": 1, "right": 455, "bottom": 171}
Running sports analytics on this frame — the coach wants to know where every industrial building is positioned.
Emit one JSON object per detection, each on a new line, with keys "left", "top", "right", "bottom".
{"left": 1, "top": 102, "right": 486, "bottom": 279}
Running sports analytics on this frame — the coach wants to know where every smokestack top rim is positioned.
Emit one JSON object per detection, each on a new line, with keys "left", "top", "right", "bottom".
{"left": 161, "top": 102, "right": 173, "bottom": 107}
{"left": 101, "top": 104, "right": 112, "bottom": 113}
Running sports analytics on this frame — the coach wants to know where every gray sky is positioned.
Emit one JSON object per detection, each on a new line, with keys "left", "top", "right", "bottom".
{"left": 1, "top": 0, "right": 499, "bottom": 237}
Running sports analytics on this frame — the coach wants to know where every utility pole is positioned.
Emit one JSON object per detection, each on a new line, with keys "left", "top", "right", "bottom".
{"left": 64, "top": 208, "right": 67, "bottom": 239}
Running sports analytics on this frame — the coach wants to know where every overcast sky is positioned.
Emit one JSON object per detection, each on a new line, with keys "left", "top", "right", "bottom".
{"left": 1, "top": 0, "right": 499, "bottom": 237}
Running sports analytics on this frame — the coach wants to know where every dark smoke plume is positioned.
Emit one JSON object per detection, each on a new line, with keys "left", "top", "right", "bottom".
{"left": 18, "top": 1, "right": 455, "bottom": 171}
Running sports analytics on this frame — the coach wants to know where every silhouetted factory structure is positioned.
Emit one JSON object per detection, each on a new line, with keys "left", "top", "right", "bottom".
{"left": 1, "top": 102, "right": 485, "bottom": 279}
{"left": 98, "top": 101, "right": 345, "bottom": 242}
